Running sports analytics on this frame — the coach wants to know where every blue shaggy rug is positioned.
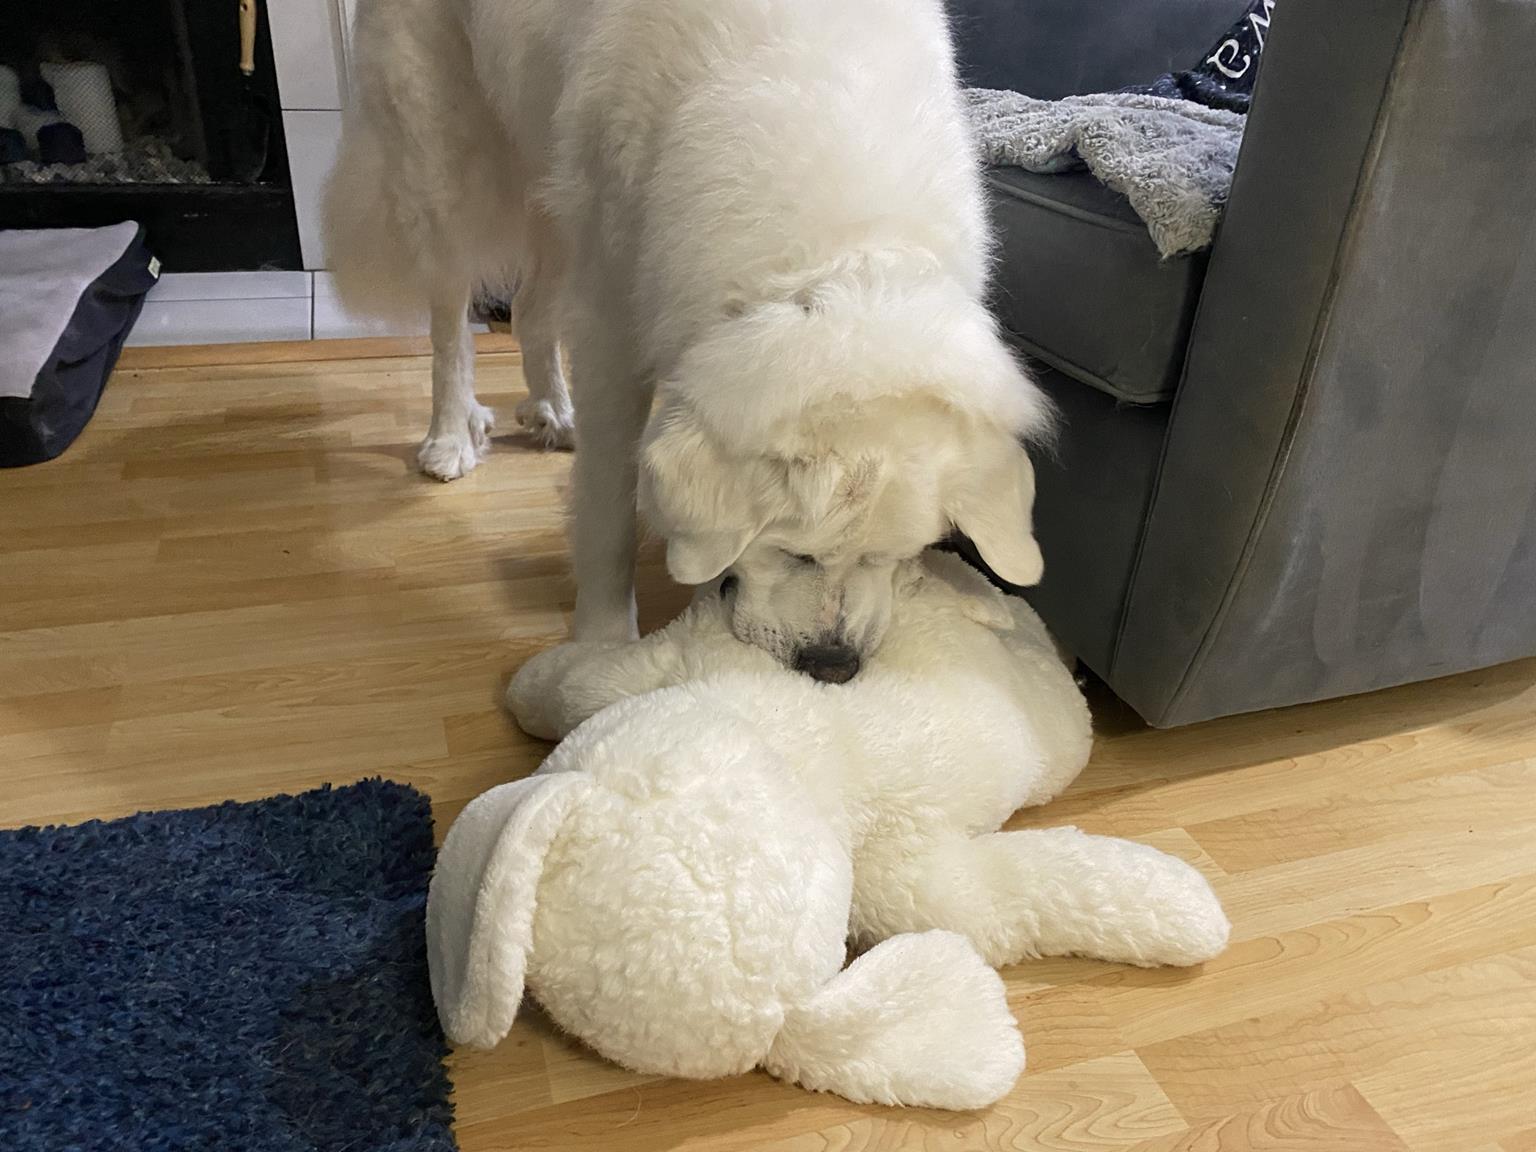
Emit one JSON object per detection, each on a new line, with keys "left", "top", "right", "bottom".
{"left": 0, "top": 780, "right": 456, "bottom": 1152}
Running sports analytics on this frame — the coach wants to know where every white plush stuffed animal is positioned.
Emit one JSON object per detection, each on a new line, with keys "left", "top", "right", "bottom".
{"left": 428, "top": 551, "right": 1229, "bottom": 1110}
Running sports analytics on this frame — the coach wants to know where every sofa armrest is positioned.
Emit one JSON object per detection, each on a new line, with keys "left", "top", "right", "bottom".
{"left": 946, "top": 0, "right": 1257, "bottom": 98}
{"left": 1112, "top": 0, "right": 1536, "bottom": 724}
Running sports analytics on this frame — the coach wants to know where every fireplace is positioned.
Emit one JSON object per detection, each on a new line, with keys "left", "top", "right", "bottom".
{"left": 0, "top": 0, "right": 302, "bottom": 271}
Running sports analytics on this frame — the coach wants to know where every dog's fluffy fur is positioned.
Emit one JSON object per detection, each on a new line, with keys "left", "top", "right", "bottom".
{"left": 326, "top": 0, "right": 1051, "bottom": 668}
{"left": 425, "top": 553, "right": 1230, "bottom": 1108}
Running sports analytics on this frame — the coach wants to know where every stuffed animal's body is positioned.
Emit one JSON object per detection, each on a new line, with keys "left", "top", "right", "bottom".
{"left": 429, "top": 552, "right": 1229, "bottom": 1110}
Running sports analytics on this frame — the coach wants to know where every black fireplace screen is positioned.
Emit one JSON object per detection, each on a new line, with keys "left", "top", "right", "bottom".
{"left": 0, "top": 0, "right": 302, "bottom": 270}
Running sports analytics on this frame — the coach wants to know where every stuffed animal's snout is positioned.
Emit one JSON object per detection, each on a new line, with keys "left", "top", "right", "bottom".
{"left": 792, "top": 640, "right": 861, "bottom": 684}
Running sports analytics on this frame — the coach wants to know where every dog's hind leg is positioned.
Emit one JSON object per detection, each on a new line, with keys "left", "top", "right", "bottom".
{"left": 513, "top": 211, "right": 574, "bottom": 450}
{"left": 417, "top": 288, "right": 496, "bottom": 482}
{"left": 325, "top": 0, "right": 521, "bottom": 481}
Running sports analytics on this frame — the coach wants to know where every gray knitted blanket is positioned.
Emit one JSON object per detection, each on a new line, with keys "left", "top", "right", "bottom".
{"left": 964, "top": 88, "right": 1246, "bottom": 258}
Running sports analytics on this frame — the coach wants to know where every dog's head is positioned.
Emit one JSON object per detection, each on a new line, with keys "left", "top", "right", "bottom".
{"left": 640, "top": 265, "right": 1050, "bottom": 683}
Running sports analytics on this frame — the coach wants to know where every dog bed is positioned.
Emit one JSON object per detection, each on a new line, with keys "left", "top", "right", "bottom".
{"left": 0, "top": 221, "right": 158, "bottom": 467}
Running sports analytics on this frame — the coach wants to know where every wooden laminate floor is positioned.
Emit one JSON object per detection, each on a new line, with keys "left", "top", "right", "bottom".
{"left": 3, "top": 343, "right": 1535, "bottom": 1151}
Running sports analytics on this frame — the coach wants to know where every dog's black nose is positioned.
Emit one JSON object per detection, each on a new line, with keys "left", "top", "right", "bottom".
{"left": 793, "top": 643, "right": 861, "bottom": 685}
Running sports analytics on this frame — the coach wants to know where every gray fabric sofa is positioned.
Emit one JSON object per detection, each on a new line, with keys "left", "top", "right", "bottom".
{"left": 948, "top": 0, "right": 1536, "bottom": 726}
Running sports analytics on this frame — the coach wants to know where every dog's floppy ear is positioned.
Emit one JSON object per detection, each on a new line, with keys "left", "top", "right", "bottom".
{"left": 667, "top": 530, "right": 753, "bottom": 585}
{"left": 426, "top": 773, "right": 593, "bottom": 1049}
{"left": 640, "top": 402, "right": 758, "bottom": 585}
{"left": 947, "top": 444, "right": 1045, "bottom": 588}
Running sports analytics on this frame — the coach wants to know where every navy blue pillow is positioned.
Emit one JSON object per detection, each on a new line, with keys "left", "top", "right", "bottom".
{"left": 1128, "top": 0, "right": 1276, "bottom": 112}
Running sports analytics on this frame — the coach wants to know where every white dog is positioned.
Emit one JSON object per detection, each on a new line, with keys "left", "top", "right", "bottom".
{"left": 325, "top": 0, "right": 1051, "bottom": 676}
{"left": 426, "top": 553, "right": 1229, "bottom": 1108}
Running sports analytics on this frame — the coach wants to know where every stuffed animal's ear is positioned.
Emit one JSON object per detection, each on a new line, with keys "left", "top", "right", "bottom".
{"left": 894, "top": 555, "right": 928, "bottom": 598}
{"left": 947, "top": 445, "right": 1044, "bottom": 588}
{"left": 426, "top": 773, "right": 593, "bottom": 1049}
{"left": 918, "top": 550, "right": 1016, "bottom": 632}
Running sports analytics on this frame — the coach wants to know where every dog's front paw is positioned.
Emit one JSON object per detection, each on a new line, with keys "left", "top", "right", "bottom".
{"left": 515, "top": 397, "right": 575, "bottom": 450}
{"left": 418, "top": 403, "right": 495, "bottom": 480}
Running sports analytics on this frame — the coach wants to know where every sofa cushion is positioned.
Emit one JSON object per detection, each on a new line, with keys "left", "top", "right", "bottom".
{"left": 986, "top": 167, "right": 1208, "bottom": 405}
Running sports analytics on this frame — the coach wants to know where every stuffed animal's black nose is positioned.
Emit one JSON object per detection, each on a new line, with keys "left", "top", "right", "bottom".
{"left": 793, "top": 643, "right": 861, "bottom": 685}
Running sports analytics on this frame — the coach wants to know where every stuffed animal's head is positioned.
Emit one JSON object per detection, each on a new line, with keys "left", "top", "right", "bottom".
{"left": 672, "top": 549, "right": 1024, "bottom": 689}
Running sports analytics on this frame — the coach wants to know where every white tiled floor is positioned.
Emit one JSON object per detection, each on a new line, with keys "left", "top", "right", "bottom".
{"left": 312, "top": 272, "right": 429, "bottom": 340}
{"left": 143, "top": 271, "right": 312, "bottom": 303}
{"left": 129, "top": 297, "right": 314, "bottom": 346}
{"left": 126, "top": 272, "right": 313, "bottom": 346}
{"left": 125, "top": 271, "right": 469, "bottom": 345}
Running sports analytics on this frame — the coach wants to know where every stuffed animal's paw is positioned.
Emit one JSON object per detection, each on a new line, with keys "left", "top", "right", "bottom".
{"left": 505, "top": 641, "right": 630, "bottom": 740}
{"left": 766, "top": 930, "right": 1023, "bottom": 1110}
{"left": 1083, "top": 836, "right": 1231, "bottom": 967}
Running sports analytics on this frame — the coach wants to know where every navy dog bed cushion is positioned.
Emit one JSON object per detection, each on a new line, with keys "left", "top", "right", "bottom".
{"left": 0, "top": 222, "right": 158, "bottom": 467}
